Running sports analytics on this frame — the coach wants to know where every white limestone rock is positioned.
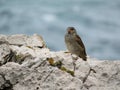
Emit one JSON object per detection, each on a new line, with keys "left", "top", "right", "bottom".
{"left": 0, "top": 34, "right": 120, "bottom": 90}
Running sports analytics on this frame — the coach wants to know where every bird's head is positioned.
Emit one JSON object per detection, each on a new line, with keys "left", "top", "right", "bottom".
{"left": 67, "top": 27, "right": 77, "bottom": 35}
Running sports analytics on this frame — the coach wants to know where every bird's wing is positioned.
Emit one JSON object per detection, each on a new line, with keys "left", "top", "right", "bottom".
{"left": 75, "top": 35, "right": 87, "bottom": 55}
{"left": 75, "top": 35, "right": 85, "bottom": 48}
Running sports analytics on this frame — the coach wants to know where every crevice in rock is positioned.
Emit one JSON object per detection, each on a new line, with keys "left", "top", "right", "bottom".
{"left": 2, "top": 50, "right": 17, "bottom": 65}
{"left": 43, "top": 70, "right": 54, "bottom": 82}
{"left": 83, "top": 84, "right": 94, "bottom": 90}
{"left": 0, "top": 74, "right": 13, "bottom": 90}
{"left": 29, "top": 59, "right": 47, "bottom": 68}
{"left": 81, "top": 67, "right": 96, "bottom": 90}
{"left": 83, "top": 68, "right": 96, "bottom": 83}
{"left": 0, "top": 41, "right": 9, "bottom": 45}
{"left": 39, "top": 60, "right": 47, "bottom": 67}
{"left": 1, "top": 49, "right": 33, "bottom": 66}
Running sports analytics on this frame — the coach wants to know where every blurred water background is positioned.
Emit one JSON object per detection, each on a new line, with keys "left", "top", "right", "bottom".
{"left": 0, "top": 0, "right": 120, "bottom": 60}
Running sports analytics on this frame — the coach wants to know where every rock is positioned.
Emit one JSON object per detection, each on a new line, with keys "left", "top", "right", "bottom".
{"left": 7, "top": 34, "right": 28, "bottom": 46}
{"left": 0, "top": 44, "right": 11, "bottom": 65}
{"left": 0, "top": 34, "right": 120, "bottom": 90}
{"left": 0, "top": 34, "right": 8, "bottom": 44}
{"left": 26, "top": 34, "right": 46, "bottom": 48}
{"left": 0, "top": 34, "right": 46, "bottom": 47}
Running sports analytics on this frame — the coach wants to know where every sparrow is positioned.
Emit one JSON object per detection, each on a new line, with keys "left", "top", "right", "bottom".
{"left": 65, "top": 27, "right": 87, "bottom": 61}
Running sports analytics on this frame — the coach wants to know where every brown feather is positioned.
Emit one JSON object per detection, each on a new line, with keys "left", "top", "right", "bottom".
{"left": 75, "top": 35, "right": 85, "bottom": 48}
{"left": 75, "top": 35, "right": 87, "bottom": 56}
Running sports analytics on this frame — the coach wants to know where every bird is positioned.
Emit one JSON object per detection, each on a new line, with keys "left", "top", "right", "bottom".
{"left": 65, "top": 27, "right": 87, "bottom": 61}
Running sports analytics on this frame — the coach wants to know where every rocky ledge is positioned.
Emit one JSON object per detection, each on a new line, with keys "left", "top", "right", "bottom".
{"left": 0, "top": 34, "right": 120, "bottom": 90}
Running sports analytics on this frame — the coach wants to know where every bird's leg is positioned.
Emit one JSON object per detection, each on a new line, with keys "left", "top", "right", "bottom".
{"left": 71, "top": 54, "right": 78, "bottom": 72}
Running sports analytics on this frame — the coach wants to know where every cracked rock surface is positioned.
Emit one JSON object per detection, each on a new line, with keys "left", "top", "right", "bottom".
{"left": 0, "top": 34, "right": 120, "bottom": 90}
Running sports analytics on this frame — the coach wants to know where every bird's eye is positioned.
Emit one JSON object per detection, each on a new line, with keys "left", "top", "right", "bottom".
{"left": 70, "top": 27, "right": 74, "bottom": 31}
{"left": 67, "top": 27, "right": 75, "bottom": 34}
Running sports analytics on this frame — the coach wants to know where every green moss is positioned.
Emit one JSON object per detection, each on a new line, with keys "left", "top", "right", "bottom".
{"left": 26, "top": 46, "right": 33, "bottom": 49}
{"left": 60, "top": 66, "right": 67, "bottom": 71}
{"left": 47, "top": 58, "right": 55, "bottom": 66}
{"left": 47, "top": 58, "right": 63, "bottom": 68}
{"left": 16, "top": 55, "right": 22, "bottom": 60}
{"left": 54, "top": 61, "right": 62, "bottom": 68}
{"left": 47, "top": 58, "right": 75, "bottom": 77}
{"left": 67, "top": 70, "right": 75, "bottom": 76}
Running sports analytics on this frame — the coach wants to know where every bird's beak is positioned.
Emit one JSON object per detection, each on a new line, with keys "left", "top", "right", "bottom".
{"left": 68, "top": 30, "right": 71, "bottom": 34}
